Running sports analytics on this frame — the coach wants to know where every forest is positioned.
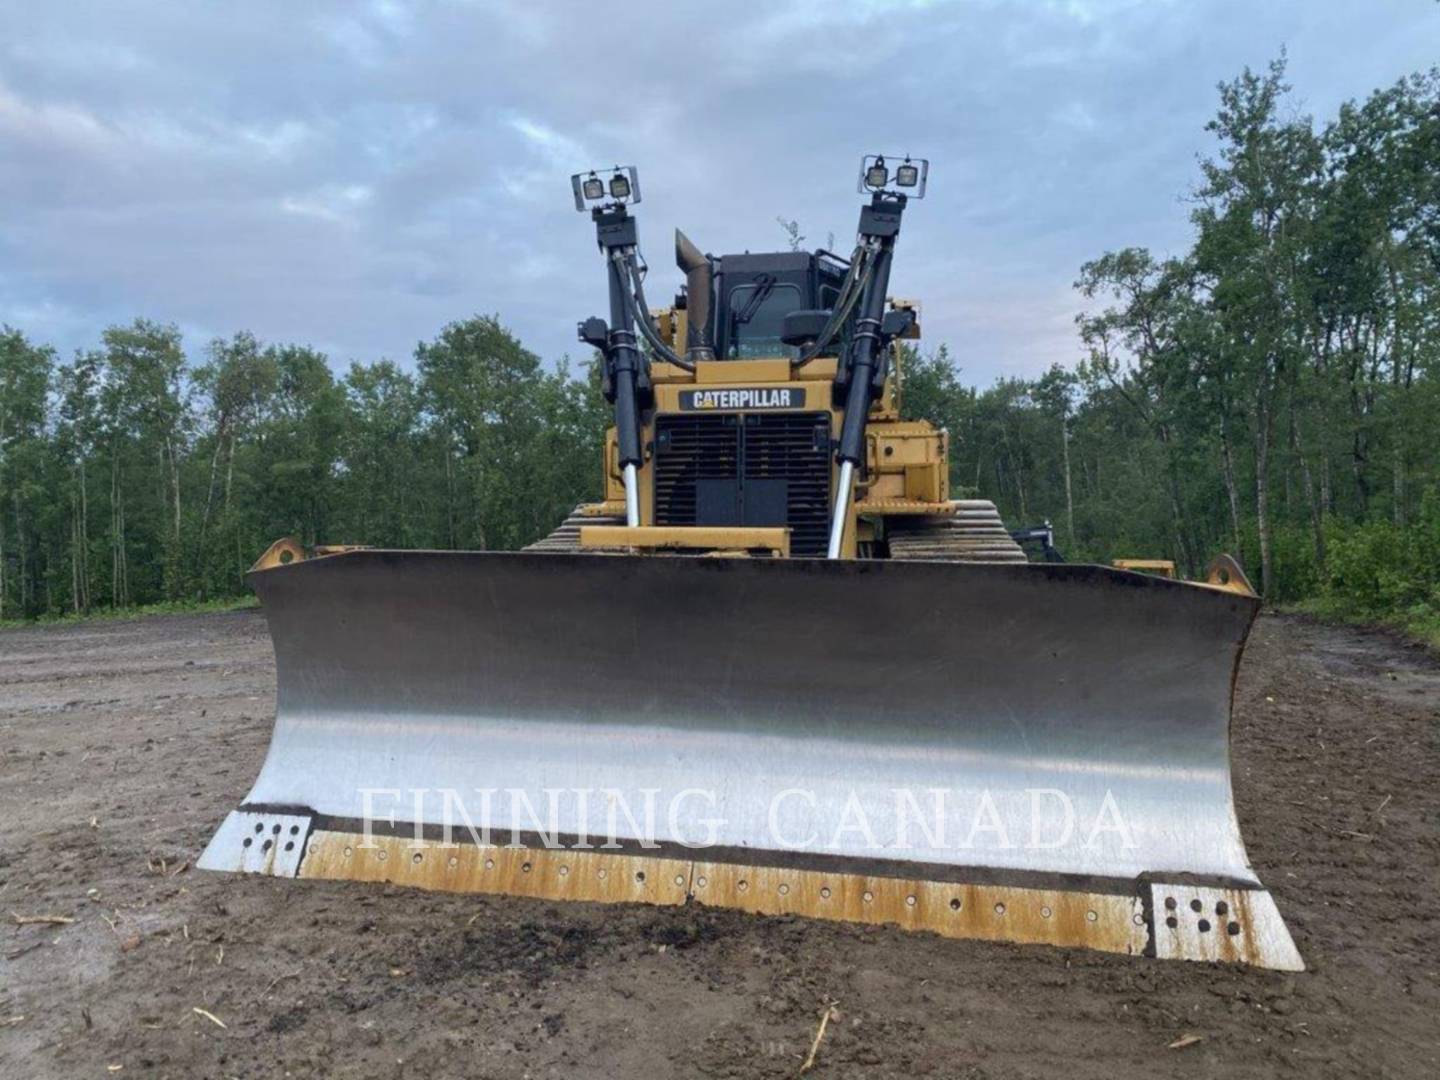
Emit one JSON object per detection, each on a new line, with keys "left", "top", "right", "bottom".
{"left": 1, "top": 60, "right": 1437, "bottom": 640}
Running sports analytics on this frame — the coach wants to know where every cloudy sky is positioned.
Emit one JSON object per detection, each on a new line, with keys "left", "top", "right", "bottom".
{"left": 2, "top": 1, "right": 1436, "bottom": 385}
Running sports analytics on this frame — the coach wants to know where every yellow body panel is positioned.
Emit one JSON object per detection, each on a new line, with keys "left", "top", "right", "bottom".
{"left": 693, "top": 358, "right": 792, "bottom": 383}
{"left": 1202, "top": 554, "right": 1258, "bottom": 596}
{"left": 602, "top": 411, "right": 951, "bottom": 554}
{"left": 1113, "top": 559, "right": 1177, "bottom": 577}
{"left": 597, "top": 303, "right": 949, "bottom": 557}
{"left": 580, "top": 525, "right": 790, "bottom": 557}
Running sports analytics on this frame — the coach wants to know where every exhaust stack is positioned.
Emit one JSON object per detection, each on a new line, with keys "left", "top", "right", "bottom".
{"left": 675, "top": 229, "right": 715, "bottom": 362}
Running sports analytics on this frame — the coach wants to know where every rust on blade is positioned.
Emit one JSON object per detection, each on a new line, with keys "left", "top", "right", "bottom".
{"left": 279, "top": 831, "right": 1303, "bottom": 969}
{"left": 299, "top": 832, "right": 1151, "bottom": 957}
{"left": 692, "top": 860, "right": 1147, "bottom": 955}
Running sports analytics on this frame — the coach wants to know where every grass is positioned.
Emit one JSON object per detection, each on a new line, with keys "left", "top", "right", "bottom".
{"left": 1287, "top": 596, "right": 1440, "bottom": 652}
{"left": 0, "top": 594, "right": 259, "bottom": 631}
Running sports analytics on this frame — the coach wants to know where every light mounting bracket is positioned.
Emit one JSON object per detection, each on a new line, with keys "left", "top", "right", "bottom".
{"left": 857, "top": 154, "right": 928, "bottom": 199}
{"left": 572, "top": 165, "right": 641, "bottom": 211}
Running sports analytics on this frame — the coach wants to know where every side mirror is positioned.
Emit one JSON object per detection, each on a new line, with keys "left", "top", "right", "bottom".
{"left": 781, "top": 310, "right": 832, "bottom": 347}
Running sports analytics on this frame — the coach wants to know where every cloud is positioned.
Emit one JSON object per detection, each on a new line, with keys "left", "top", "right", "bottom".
{"left": 0, "top": 83, "right": 114, "bottom": 155}
{"left": 0, "top": 0, "right": 1436, "bottom": 382}
{"left": 507, "top": 115, "right": 587, "bottom": 164}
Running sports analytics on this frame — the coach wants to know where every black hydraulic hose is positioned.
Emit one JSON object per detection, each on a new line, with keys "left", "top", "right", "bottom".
{"left": 617, "top": 250, "right": 694, "bottom": 371}
{"left": 796, "top": 253, "right": 864, "bottom": 363}
{"left": 794, "top": 244, "right": 874, "bottom": 366}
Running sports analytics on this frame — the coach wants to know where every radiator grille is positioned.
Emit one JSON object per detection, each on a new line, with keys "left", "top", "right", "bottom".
{"left": 652, "top": 413, "right": 740, "bottom": 530}
{"left": 653, "top": 411, "right": 832, "bottom": 557}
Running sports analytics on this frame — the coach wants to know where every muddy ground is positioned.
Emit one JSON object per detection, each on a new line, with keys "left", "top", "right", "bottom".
{"left": 0, "top": 610, "right": 1436, "bottom": 1079}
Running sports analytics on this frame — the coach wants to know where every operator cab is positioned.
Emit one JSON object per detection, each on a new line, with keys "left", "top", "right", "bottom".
{"left": 702, "top": 250, "right": 850, "bottom": 360}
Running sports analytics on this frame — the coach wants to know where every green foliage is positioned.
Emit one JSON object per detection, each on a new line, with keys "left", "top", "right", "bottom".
{"left": 416, "top": 315, "right": 597, "bottom": 550}
{"left": 0, "top": 327, "right": 56, "bottom": 620}
{"left": 0, "top": 594, "right": 258, "bottom": 632}
{"left": 1291, "top": 501, "right": 1440, "bottom": 647}
{"left": 1320, "top": 497, "right": 1440, "bottom": 619}
{"left": 896, "top": 60, "right": 1440, "bottom": 639}
{"left": 0, "top": 314, "right": 606, "bottom": 620}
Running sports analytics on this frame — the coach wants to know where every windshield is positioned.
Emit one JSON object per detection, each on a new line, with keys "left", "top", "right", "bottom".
{"left": 726, "top": 281, "right": 802, "bottom": 359}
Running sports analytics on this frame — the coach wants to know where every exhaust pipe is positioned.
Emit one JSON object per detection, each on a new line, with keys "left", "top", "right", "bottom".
{"left": 675, "top": 229, "right": 715, "bottom": 362}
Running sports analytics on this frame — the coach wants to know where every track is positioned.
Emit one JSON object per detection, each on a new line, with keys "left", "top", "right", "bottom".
{"left": 529, "top": 500, "right": 1029, "bottom": 562}
{"left": 883, "top": 499, "right": 1028, "bottom": 562}
{"left": 523, "top": 505, "right": 624, "bottom": 552}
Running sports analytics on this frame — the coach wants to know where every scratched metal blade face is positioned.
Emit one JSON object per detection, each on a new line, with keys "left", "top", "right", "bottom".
{"left": 224, "top": 550, "right": 1262, "bottom": 889}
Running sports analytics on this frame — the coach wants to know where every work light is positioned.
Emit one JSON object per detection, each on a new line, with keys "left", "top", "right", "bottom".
{"left": 857, "top": 154, "right": 928, "bottom": 198}
{"left": 571, "top": 166, "right": 642, "bottom": 211}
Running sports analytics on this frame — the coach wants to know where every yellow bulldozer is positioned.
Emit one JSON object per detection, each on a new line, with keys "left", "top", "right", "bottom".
{"left": 199, "top": 159, "right": 1301, "bottom": 971}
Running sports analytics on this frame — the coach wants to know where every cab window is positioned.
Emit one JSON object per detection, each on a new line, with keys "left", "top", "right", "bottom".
{"left": 726, "top": 281, "right": 802, "bottom": 359}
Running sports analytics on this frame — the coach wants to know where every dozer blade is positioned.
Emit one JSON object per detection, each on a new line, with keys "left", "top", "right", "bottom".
{"left": 199, "top": 550, "right": 1301, "bottom": 971}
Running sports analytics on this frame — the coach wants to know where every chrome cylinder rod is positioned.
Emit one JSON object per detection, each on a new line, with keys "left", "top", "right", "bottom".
{"left": 827, "top": 460, "right": 855, "bottom": 559}
{"left": 623, "top": 463, "right": 641, "bottom": 527}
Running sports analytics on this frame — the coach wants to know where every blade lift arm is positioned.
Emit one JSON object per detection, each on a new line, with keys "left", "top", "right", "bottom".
{"left": 826, "top": 193, "right": 915, "bottom": 558}
{"left": 577, "top": 204, "right": 689, "bottom": 526}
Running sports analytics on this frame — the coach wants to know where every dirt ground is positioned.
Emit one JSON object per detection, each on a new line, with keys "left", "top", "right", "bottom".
{"left": 1, "top": 609, "right": 1437, "bottom": 1079}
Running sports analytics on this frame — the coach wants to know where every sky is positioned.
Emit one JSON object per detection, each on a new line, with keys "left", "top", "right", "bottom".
{"left": 1, "top": 1, "right": 1437, "bottom": 386}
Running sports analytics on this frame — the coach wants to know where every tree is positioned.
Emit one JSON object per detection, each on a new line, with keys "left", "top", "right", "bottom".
{"left": 54, "top": 352, "right": 102, "bottom": 613}
{"left": 190, "top": 332, "right": 280, "bottom": 595}
{"left": 95, "top": 320, "right": 190, "bottom": 602}
{"left": 1033, "top": 365, "right": 1078, "bottom": 549}
{"left": 1191, "top": 57, "right": 1322, "bottom": 596}
{"left": 257, "top": 345, "right": 345, "bottom": 545}
{"left": 1076, "top": 250, "right": 1209, "bottom": 574}
{"left": 418, "top": 315, "right": 555, "bottom": 550}
{"left": 338, "top": 360, "right": 422, "bottom": 547}
{"left": 0, "top": 328, "right": 55, "bottom": 617}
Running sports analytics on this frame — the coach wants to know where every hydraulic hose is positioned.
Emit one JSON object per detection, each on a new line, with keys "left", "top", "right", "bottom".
{"left": 616, "top": 251, "right": 693, "bottom": 371}
{"left": 795, "top": 244, "right": 875, "bottom": 366}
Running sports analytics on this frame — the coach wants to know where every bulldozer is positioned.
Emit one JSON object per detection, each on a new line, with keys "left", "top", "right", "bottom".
{"left": 199, "top": 158, "right": 1302, "bottom": 971}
